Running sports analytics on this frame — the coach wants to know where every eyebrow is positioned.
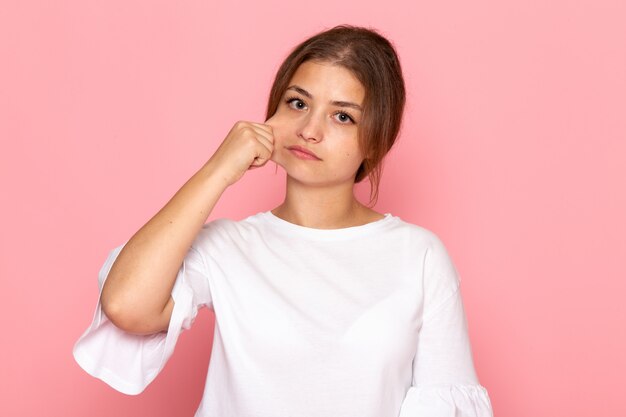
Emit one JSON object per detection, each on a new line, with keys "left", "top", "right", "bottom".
{"left": 286, "top": 85, "right": 363, "bottom": 112}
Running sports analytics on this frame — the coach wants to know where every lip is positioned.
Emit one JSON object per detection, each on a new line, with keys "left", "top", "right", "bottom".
{"left": 287, "top": 145, "right": 321, "bottom": 160}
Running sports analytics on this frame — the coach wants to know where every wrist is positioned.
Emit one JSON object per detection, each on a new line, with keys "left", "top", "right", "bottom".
{"left": 197, "top": 159, "right": 232, "bottom": 189}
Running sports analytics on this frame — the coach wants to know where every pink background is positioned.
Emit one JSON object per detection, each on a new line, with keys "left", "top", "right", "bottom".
{"left": 1, "top": 1, "right": 624, "bottom": 416}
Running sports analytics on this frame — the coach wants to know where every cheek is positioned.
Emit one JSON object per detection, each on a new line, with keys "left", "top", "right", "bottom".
{"left": 266, "top": 114, "right": 290, "bottom": 144}
{"left": 271, "top": 125, "right": 289, "bottom": 148}
{"left": 341, "top": 139, "right": 364, "bottom": 161}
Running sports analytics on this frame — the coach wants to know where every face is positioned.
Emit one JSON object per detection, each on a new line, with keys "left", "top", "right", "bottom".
{"left": 267, "top": 60, "right": 366, "bottom": 187}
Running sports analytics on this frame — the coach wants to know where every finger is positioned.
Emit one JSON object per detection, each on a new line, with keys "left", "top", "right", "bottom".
{"left": 249, "top": 148, "right": 273, "bottom": 168}
{"left": 252, "top": 135, "right": 275, "bottom": 166}
{"left": 249, "top": 121, "right": 274, "bottom": 135}
{"left": 249, "top": 126, "right": 274, "bottom": 144}
{"left": 255, "top": 134, "right": 274, "bottom": 155}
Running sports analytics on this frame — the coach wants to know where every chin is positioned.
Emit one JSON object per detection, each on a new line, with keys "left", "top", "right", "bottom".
{"left": 286, "top": 171, "right": 357, "bottom": 188}
{"left": 277, "top": 153, "right": 359, "bottom": 186}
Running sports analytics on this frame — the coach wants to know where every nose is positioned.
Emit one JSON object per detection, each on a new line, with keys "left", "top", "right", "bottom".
{"left": 297, "top": 112, "right": 323, "bottom": 143}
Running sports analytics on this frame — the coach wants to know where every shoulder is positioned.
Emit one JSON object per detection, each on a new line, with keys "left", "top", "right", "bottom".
{"left": 392, "top": 216, "right": 461, "bottom": 285}
{"left": 391, "top": 216, "right": 450, "bottom": 251}
{"left": 191, "top": 212, "right": 266, "bottom": 252}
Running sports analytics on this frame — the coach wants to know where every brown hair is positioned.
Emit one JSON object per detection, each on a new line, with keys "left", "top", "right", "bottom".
{"left": 265, "top": 25, "right": 406, "bottom": 207}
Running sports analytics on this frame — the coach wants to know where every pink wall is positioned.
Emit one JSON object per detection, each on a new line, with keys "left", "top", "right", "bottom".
{"left": 2, "top": 1, "right": 624, "bottom": 416}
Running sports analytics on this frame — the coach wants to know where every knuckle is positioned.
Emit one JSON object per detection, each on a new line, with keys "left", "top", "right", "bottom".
{"left": 243, "top": 135, "right": 258, "bottom": 150}
{"left": 241, "top": 126, "right": 255, "bottom": 136}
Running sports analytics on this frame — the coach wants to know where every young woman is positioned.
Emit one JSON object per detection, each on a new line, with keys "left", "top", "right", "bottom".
{"left": 73, "top": 25, "right": 494, "bottom": 417}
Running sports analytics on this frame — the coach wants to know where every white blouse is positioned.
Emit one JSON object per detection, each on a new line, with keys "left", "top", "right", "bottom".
{"left": 73, "top": 211, "right": 494, "bottom": 416}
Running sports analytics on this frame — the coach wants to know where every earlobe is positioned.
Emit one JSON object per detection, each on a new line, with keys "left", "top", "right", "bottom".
{"left": 356, "top": 161, "right": 365, "bottom": 174}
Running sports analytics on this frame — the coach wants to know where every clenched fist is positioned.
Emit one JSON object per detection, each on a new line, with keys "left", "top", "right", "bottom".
{"left": 208, "top": 120, "right": 276, "bottom": 187}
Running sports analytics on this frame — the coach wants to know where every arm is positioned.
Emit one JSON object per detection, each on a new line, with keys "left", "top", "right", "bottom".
{"left": 412, "top": 284, "right": 480, "bottom": 386}
{"left": 398, "top": 236, "right": 493, "bottom": 416}
{"left": 100, "top": 121, "right": 275, "bottom": 335}
{"left": 399, "top": 286, "right": 493, "bottom": 416}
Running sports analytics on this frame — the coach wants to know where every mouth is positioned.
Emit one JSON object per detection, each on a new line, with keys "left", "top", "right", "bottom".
{"left": 286, "top": 145, "right": 322, "bottom": 161}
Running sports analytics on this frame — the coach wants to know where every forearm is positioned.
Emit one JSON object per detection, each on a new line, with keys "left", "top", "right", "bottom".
{"left": 100, "top": 159, "right": 229, "bottom": 330}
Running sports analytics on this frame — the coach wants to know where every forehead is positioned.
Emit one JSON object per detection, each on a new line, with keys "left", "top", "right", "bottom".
{"left": 288, "top": 61, "right": 365, "bottom": 104}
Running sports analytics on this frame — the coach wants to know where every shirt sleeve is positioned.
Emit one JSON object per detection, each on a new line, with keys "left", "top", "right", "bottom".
{"left": 72, "top": 241, "right": 212, "bottom": 395}
{"left": 398, "top": 235, "right": 494, "bottom": 416}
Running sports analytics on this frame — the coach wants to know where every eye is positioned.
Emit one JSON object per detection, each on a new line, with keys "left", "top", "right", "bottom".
{"left": 286, "top": 97, "right": 307, "bottom": 110}
{"left": 333, "top": 111, "right": 356, "bottom": 124}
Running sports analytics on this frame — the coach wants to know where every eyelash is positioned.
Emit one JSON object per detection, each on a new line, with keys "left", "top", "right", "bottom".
{"left": 284, "top": 96, "right": 356, "bottom": 125}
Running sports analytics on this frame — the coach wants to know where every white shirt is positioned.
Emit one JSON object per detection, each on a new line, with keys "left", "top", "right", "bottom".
{"left": 73, "top": 210, "right": 494, "bottom": 416}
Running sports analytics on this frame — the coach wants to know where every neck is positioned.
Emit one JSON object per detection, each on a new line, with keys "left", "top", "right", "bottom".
{"left": 272, "top": 175, "right": 368, "bottom": 229}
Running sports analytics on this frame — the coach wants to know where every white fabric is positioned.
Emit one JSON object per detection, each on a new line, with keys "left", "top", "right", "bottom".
{"left": 73, "top": 211, "right": 493, "bottom": 416}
